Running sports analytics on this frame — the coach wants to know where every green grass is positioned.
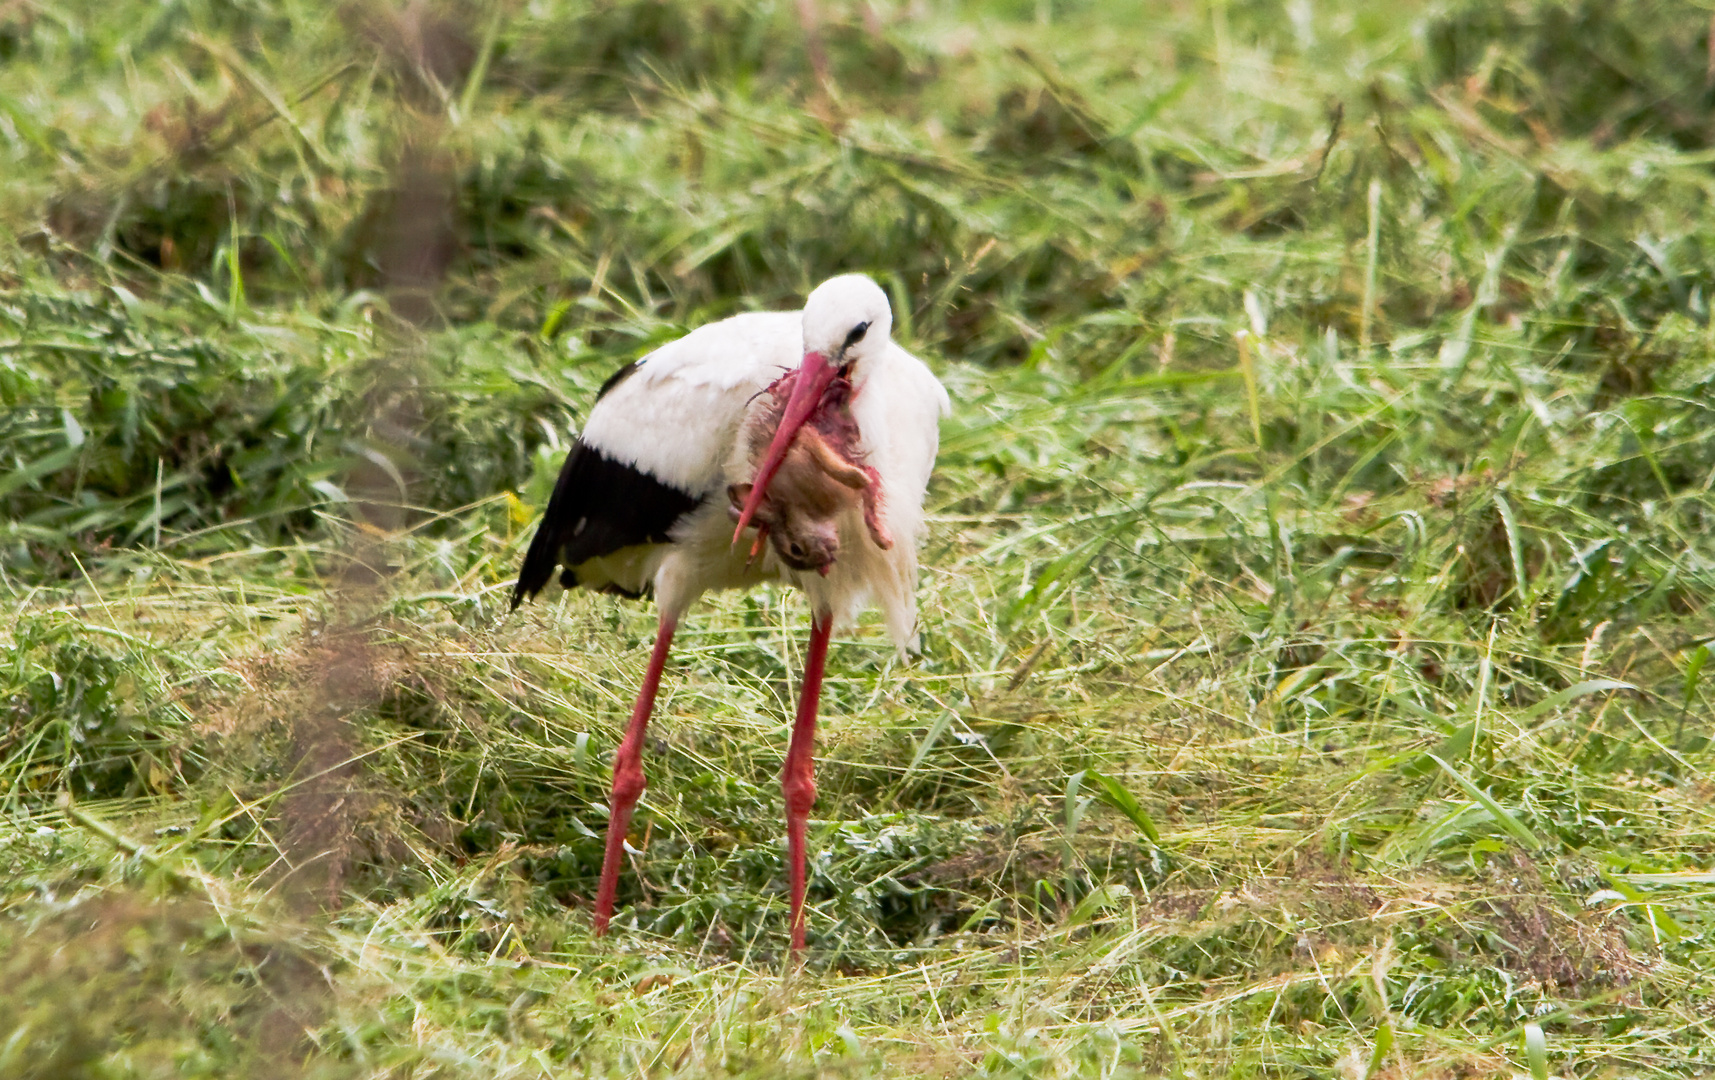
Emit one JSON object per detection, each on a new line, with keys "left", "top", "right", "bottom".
{"left": 5, "top": 0, "right": 1715, "bottom": 1075}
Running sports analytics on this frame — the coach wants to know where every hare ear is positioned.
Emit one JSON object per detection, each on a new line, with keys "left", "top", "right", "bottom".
{"left": 726, "top": 483, "right": 755, "bottom": 521}
{"left": 799, "top": 427, "right": 869, "bottom": 489}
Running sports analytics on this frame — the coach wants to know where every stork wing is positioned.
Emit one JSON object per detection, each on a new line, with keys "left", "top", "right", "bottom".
{"left": 511, "top": 311, "right": 801, "bottom": 608}
{"left": 511, "top": 436, "right": 700, "bottom": 607}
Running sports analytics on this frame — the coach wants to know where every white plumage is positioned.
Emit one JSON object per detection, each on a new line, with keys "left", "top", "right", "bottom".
{"left": 535, "top": 276, "right": 947, "bottom": 647}
{"left": 512, "top": 273, "right": 949, "bottom": 954}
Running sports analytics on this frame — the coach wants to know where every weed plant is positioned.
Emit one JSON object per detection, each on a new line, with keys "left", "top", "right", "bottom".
{"left": 4, "top": 0, "right": 1715, "bottom": 1076}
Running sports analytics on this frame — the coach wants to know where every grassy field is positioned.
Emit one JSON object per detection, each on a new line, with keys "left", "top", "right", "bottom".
{"left": 5, "top": 0, "right": 1715, "bottom": 1075}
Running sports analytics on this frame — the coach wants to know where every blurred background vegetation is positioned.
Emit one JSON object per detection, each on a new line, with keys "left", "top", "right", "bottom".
{"left": 4, "top": 0, "right": 1715, "bottom": 1076}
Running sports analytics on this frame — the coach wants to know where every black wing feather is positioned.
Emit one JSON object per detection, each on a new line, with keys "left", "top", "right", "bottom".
{"left": 511, "top": 439, "right": 701, "bottom": 610}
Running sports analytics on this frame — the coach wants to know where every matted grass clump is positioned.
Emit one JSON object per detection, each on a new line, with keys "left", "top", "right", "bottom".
{"left": 4, "top": 0, "right": 1715, "bottom": 1076}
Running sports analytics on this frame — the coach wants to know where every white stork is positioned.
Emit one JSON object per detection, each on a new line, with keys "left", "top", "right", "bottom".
{"left": 512, "top": 274, "right": 949, "bottom": 954}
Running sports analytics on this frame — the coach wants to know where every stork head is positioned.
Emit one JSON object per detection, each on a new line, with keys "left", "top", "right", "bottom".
{"left": 732, "top": 274, "right": 893, "bottom": 546}
{"left": 801, "top": 273, "right": 893, "bottom": 377}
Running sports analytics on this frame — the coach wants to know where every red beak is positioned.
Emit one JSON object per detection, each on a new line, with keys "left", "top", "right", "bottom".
{"left": 732, "top": 350, "right": 838, "bottom": 544}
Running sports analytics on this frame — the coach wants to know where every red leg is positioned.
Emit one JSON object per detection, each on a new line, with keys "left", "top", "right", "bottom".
{"left": 593, "top": 615, "right": 676, "bottom": 936}
{"left": 783, "top": 610, "right": 833, "bottom": 956}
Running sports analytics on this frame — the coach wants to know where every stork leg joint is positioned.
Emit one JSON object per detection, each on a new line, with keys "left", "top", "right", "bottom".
{"left": 782, "top": 773, "right": 817, "bottom": 817}
{"left": 611, "top": 764, "right": 646, "bottom": 807}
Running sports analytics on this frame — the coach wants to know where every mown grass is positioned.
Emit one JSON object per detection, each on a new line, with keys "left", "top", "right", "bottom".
{"left": 5, "top": 0, "right": 1715, "bottom": 1076}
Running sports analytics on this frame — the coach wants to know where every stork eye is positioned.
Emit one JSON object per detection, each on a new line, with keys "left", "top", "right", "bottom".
{"left": 842, "top": 321, "right": 870, "bottom": 349}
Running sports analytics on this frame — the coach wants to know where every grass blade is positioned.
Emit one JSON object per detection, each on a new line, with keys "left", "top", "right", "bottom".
{"left": 1428, "top": 755, "right": 1544, "bottom": 852}
{"left": 1518, "top": 679, "right": 1635, "bottom": 722}
{"left": 1083, "top": 768, "right": 1162, "bottom": 844}
{"left": 1523, "top": 1023, "right": 1548, "bottom": 1080}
